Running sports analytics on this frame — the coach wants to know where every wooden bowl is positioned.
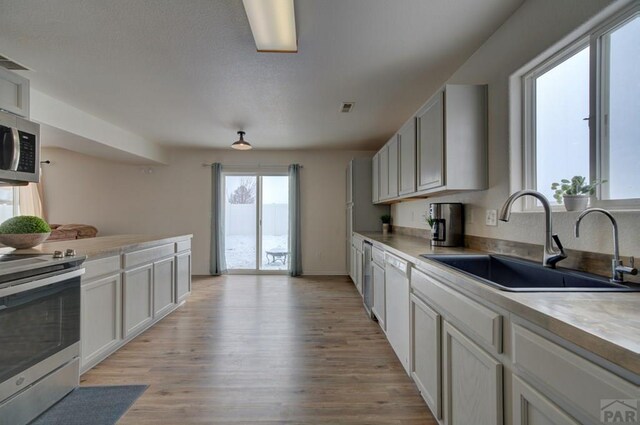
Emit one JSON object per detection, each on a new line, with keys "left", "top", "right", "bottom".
{"left": 0, "top": 232, "right": 51, "bottom": 249}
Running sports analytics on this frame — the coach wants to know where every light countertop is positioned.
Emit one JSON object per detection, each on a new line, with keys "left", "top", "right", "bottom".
{"left": 3, "top": 234, "right": 193, "bottom": 259}
{"left": 356, "top": 231, "right": 640, "bottom": 376}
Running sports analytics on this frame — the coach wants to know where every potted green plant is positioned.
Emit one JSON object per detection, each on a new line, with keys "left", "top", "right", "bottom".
{"left": 551, "top": 176, "right": 606, "bottom": 212}
{"left": 0, "top": 216, "right": 51, "bottom": 249}
{"left": 380, "top": 214, "right": 392, "bottom": 235}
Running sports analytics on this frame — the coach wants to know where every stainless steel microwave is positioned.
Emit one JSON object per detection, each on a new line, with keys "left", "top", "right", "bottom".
{"left": 0, "top": 109, "right": 40, "bottom": 186}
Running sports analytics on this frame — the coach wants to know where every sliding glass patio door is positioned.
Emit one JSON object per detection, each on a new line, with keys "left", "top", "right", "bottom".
{"left": 223, "top": 173, "right": 289, "bottom": 273}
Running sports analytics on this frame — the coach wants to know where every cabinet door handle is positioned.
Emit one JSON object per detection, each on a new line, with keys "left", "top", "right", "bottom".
{"left": 10, "top": 127, "right": 20, "bottom": 171}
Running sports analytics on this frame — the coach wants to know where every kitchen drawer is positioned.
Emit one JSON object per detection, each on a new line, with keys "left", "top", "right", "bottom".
{"left": 175, "top": 239, "right": 191, "bottom": 253}
{"left": 411, "top": 267, "right": 502, "bottom": 354}
{"left": 82, "top": 255, "right": 121, "bottom": 282}
{"left": 123, "top": 244, "right": 174, "bottom": 269}
{"left": 372, "top": 246, "right": 385, "bottom": 266}
{"left": 512, "top": 324, "right": 639, "bottom": 424}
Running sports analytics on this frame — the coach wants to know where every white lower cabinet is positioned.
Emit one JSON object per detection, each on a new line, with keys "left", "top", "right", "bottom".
{"left": 512, "top": 375, "right": 579, "bottom": 425}
{"left": 350, "top": 245, "right": 357, "bottom": 283}
{"left": 153, "top": 257, "right": 175, "bottom": 318}
{"left": 443, "top": 321, "right": 502, "bottom": 425}
{"left": 80, "top": 238, "right": 192, "bottom": 374}
{"left": 176, "top": 251, "right": 192, "bottom": 302}
{"left": 372, "top": 261, "right": 386, "bottom": 331}
{"left": 80, "top": 273, "right": 121, "bottom": 369}
{"left": 410, "top": 293, "right": 442, "bottom": 420}
{"left": 361, "top": 238, "right": 639, "bottom": 425}
{"left": 512, "top": 324, "right": 639, "bottom": 424}
{"left": 123, "top": 264, "right": 154, "bottom": 338}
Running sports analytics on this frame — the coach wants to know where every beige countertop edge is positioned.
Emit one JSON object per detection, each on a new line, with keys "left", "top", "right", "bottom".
{"left": 4, "top": 234, "right": 193, "bottom": 260}
{"left": 356, "top": 231, "right": 640, "bottom": 377}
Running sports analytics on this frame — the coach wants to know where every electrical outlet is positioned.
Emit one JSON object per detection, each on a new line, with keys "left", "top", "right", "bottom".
{"left": 485, "top": 209, "right": 498, "bottom": 226}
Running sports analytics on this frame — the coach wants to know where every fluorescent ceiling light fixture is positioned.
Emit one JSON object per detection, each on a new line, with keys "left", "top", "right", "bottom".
{"left": 231, "top": 131, "right": 253, "bottom": 150}
{"left": 242, "top": 0, "right": 297, "bottom": 52}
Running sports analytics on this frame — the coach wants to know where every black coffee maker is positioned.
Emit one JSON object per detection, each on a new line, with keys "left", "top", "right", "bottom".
{"left": 429, "top": 203, "right": 464, "bottom": 247}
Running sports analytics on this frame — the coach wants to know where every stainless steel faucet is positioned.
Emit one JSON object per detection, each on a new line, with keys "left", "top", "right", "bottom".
{"left": 574, "top": 208, "right": 637, "bottom": 283}
{"left": 499, "top": 190, "right": 567, "bottom": 268}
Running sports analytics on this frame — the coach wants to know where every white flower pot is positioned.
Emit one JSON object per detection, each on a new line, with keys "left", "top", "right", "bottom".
{"left": 563, "top": 195, "right": 589, "bottom": 212}
{"left": 0, "top": 232, "right": 50, "bottom": 249}
{"left": 382, "top": 223, "right": 390, "bottom": 235}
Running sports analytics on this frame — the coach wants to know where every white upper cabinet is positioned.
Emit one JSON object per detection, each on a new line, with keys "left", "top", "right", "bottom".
{"left": 373, "top": 84, "right": 487, "bottom": 203}
{"left": 372, "top": 153, "right": 380, "bottom": 204}
{"left": 387, "top": 136, "right": 399, "bottom": 199}
{"left": 417, "top": 85, "right": 488, "bottom": 195}
{"left": 379, "top": 143, "right": 390, "bottom": 200}
{"left": 376, "top": 135, "right": 399, "bottom": 202}
{"left": 0, "top": 68, "right": 29, "bottom": 118}
{"left": 398, "top": 118, "right": 417, "bottom": 195}
{"left": 417, "top": 92, "right": 445, "bottom": 191}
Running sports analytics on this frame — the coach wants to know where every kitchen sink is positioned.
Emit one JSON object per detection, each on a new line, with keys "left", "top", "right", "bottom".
{"left": 420, "top": 254, "right": 640, "bottom": 292}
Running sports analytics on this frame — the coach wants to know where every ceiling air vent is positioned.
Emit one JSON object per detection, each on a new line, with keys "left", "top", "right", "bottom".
{"left": 340, "top": 102, "right": 355, "bottom": 113}
{"left": 0, "top": 55, "right": 29, "bottom": 71}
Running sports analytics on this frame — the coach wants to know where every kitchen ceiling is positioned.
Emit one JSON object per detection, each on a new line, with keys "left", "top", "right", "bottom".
{"left": 0, "top": 0, "right": 523, "bottom": 150}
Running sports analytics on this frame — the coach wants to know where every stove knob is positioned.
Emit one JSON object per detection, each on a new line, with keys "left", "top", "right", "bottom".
{"left": 65, "top": 249, "right": 76, "bottom": 257}
{"left": 53, "top": 251, "right": 64, "bottom": 259}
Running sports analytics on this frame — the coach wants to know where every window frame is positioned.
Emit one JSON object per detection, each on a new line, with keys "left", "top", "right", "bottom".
{"left": 221, "top": 168, "right": 290, "bottom": 275}
{"left": 0, "top": 187, "right": 19, "bottom": 221}
{"left": 519, "top": 2, "right": 640, "bottom": 211}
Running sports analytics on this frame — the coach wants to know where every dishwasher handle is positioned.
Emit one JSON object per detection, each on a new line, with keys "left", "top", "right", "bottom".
{"left": 385, "top": 253, "right": 408, "bottom": 276}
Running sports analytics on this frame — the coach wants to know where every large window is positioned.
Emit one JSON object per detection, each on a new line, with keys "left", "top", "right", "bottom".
{"left": 0, "top": 187, "right": 18, "bottom": 222}
{"left": 523, "top": 6, "right": 640, "bottom": 209}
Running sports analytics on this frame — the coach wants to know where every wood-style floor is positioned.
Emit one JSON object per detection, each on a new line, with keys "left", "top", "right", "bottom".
{"left": 82, "top": 275, "right": 436, "bottom": 424}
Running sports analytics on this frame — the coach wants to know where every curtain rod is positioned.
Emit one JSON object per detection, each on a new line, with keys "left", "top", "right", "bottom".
{"left": 201, "top": 163, "right": 303, "bottom": 168}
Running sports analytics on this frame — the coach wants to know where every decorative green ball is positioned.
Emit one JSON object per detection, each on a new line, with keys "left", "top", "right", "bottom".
{"left": 0, "top": 216, "right": 51, "bottom": 234}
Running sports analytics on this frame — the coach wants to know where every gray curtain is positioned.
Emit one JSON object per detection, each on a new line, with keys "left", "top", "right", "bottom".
{"left": 288, "top": 164, "right": 302, "bottom": 276}
{"left": 210, "top": 163, "right": 227, "bottom": 275}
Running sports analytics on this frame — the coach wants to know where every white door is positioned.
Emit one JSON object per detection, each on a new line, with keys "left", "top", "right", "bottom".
{"left": 417, "top": 91, "right": 445, "bottom": 191}
{"left": 411, "top": 294, "right": 442, "bottom": 419}
{"left": 443, "top": 321, "right": 502, "bottom": 425}
{"left": 81, "top": 273, "right": 122, "bottom": 368}
{"left": 153, "top": 257, "right": 175, "bottom": 318}
{"left": 176, "top": 252, "right": 191, "bottom": 302}
{"left": 512, "top": 375, "right": 579, "bottom": 425}
{"left": 123, "top": 264, "right": 153, "bottom": 338}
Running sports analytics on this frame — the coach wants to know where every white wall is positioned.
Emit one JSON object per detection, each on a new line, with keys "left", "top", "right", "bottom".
{"left": 392, "top": 0, "right": 640, "bottom": 259}
{"left": 42, "top": 147, "right": 373, "bottom": 275}
{"left": 32, "top": 90, "right": 169, "bottom": 164}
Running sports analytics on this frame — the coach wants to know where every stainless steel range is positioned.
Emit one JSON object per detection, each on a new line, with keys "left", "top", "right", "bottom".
{"left": 0, "top": 251, "right": 85, "bottom": 425}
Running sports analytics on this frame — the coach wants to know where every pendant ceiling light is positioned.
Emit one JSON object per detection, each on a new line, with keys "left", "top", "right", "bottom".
{"left": 231, "top": 131, "right": 253, "bottom": 150}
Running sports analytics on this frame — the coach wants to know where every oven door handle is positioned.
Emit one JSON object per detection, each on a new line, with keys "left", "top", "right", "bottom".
{"left": 9, "top": 127, "right": 20, "bottom": 171}
{"left": 0, "top": 268, "right": 85, "bottom": 298}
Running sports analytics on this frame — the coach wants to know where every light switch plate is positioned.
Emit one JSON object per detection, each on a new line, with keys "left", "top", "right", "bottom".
{"left": 485, "top": 209, "right": 498, "bottom": 226}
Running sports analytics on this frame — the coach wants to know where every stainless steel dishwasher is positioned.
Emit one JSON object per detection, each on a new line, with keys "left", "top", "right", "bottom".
{"left": 362, "top": 241, "right": 374, "bottom": 319}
